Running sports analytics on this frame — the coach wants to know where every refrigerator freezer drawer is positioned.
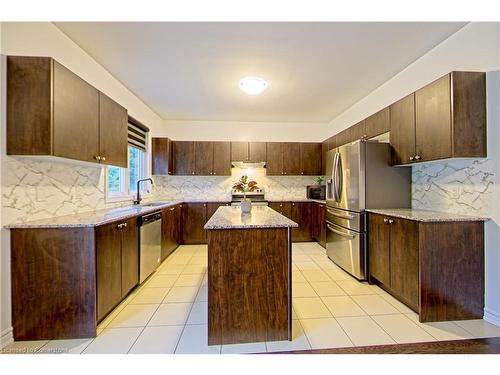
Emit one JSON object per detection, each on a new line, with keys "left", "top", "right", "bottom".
{"left": 325, "top": 206, "right": 364, "bottom": 232}
{"left": 326, "top": 221, "right": 367, "bottom": 280}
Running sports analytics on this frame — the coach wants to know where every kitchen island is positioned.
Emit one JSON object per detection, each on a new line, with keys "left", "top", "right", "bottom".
{"left": 204, "top": 206, "right": 298, "bottom": 345}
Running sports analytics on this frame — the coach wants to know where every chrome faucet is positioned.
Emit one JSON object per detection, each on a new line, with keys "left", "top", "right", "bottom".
{"left": 133, "top": 178, "right": 154, "bottom": 205}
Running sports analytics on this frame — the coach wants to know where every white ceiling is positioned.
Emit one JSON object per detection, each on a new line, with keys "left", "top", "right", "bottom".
{"left": 55, "top": 22, "right": 465, "bottom": 123}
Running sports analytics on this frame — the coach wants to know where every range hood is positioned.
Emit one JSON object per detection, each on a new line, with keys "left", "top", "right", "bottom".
{"left": 231, "top": 161, "right": 266, "bottom": 169}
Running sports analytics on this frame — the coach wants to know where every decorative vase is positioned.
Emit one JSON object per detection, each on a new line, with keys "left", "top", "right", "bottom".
{"left": 240, "top": 199, "right": 252, "bottom": 214}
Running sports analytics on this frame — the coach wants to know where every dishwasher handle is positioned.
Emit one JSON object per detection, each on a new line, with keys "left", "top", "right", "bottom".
{"left": 139, "top": 211, "right": 162, "bottom": 225}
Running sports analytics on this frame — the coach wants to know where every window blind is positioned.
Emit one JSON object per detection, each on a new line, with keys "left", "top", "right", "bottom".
{"left": 127, "top": 116, "right": 149, "bottom": 151}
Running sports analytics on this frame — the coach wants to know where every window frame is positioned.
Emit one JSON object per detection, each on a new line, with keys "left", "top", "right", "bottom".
{"left": 105, "top": 144, "right": 150, "bottom": 203}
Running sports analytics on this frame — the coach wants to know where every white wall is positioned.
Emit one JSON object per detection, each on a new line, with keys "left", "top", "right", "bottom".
{"left": 325, "top": 22, "right": 500, "bottom": 138}
{"left": 0, "top": 22, "right": 164, "bottom": 347}
{"left": 325, "top": 22, "right": 500, "bottom": 326}
{"left": 161, "top": 119, "right": 327, "bottom": 142}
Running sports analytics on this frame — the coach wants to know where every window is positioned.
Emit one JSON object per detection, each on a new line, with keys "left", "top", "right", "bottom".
{"left": 106, "top": 117, "right": 149, "bottom": 201}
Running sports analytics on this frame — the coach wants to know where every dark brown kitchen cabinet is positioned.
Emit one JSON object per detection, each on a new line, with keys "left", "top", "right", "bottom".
{"left": 161, "top": 204, "right": 182, "bottom": 261}
{"left": 311, "top": 202, "right": 326, "bottom": 248}
{"left": 181, "top": 202, "right": 230, "bottom": 244}
{"left": 321, "top": 141, "right": 329, "bottom": 175}
{"left": 390, "top": 218, "right": 419, "bottom": 309}
{"left": 266, "top": 143, "right": 284, "bottom": 175}
{"left": 95, "top": 222, "right": 122, "bottom": 323}
{"left": 152, "top": 137, "right": 174, "bottom": 175}
{"left": 269, "top": 202, "right": 292, "bottom": 219}
{"left": 195, "top": 141, "right": 214, "bottom": 175}
{"left": 121, "top": 217, "right": 139, "bottom": 298}
{"left": 300, "top": 143, "right": 322, "bottom": 175}
{"left": 368, "top": 214, "right": 392, "bottom": 287}
{"left": 336, "top": 121, "right": 365, "bottom": 147}
{"left": 291, "top": 202, "right": 312, "bottom": 242}
{"left": 391, "top": 72, "right": 486, "bottom": 165}
{"left": 173, "top": 141, "right": 196, "bottom": 175}
{"left": 249, "top": 142, "right": 267, "bottom": 162}
{"left": 173, "top": 141, "right": 231, "bottom": 176}
{"left": 96, "top": 217, "right": 139, "bottom": 323}
{"left": 212, "top": 142, "right": 231, "bottom": 175}
{"left": 182, "top": 203, "right": 207, "bottom": 244}
{"left": 368, "top": 214, "right": 418, "bottom": 309}
{"left": 390, "top": 93, "right": 416, "bottom": 165}
{"left": 231, "top": 142, "right": 267, "bottom": 162}
{"left": 283, "top": 143, "right": 301, "bottom": 175}
{"left": 365, "top": 107, "right": 390, "bottom": 139}
{"left": 368, "top": 213, "right": 484, "bottom": 322}
{"left": 7, "top": 56, "right": 128, "bottom": 167}
{"left": 231, "top": 142, "right": 249, "bottom": 161}
{"left": 98, "top": 92, "right": 128, "bottom": 168}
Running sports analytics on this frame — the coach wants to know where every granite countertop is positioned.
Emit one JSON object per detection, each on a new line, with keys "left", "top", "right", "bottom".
{"left": 204, "top": 206, "right": 299, "bottom": 230}
{"left": 5, "top": 201, "right": 183, "bottom": 229}
{"left": 366, "top": 208, "right": 489, "bottom": 222}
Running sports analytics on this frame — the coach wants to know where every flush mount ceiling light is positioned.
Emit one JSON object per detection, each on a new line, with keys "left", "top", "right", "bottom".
{"left": 239, "top": 76, "right": 268, "bottom": 95}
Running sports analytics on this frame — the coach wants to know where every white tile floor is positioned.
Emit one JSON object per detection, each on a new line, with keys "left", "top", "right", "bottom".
{"left": 4, "top": 242, "right": 500, "bottom": 354}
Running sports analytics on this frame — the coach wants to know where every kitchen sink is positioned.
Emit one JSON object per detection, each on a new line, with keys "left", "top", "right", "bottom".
{"left": 141, "top": 201, "right": 171, "bottom": 207}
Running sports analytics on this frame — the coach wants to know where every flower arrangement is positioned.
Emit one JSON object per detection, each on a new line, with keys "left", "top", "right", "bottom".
{"left": 232, "top": 175, "right": 259, "bottom": 199}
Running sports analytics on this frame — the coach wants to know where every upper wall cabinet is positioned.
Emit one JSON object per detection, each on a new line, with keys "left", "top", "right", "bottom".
{"left": 365, "top": 107, "right": 390, "bottom": 139}
{"left": 266, "top": 142, "right": 322, "bottom": 176}
{"left": 230, "top": 142, "right": 267, "bottom": 162}
{"left": 391, "top": 72, "right": 486, "bottom": 165}
{"left": 152, "top": 137, "right": 174, "bottom": 175}
{"left": 7, "top": 56, "right": 128, "bottom": 168}
{"left": 172, "top": 141, "right": 231, "bottom": 176}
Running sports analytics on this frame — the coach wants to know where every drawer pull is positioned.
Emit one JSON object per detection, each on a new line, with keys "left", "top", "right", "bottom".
{"left": 388, "top": 219, "right": 394, "bottom": 224}
{"left": 383, "top": 218, "right": 388, "bottom": 223}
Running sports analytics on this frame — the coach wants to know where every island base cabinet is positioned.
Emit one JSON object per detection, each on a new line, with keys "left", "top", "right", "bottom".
{"left": 207, "top": 228, "right": 291, "bottom": 345}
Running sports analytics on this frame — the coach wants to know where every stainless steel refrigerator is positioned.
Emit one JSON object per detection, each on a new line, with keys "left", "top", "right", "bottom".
{"left": 325, "top": 140, "right": 411, "bottom": 280}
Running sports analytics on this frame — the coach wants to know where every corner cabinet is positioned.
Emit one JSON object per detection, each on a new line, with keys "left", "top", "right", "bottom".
{"left": 181, "top": 202, "right": 230, "bottom": 244}
{"left": 152, "top": 137, "right": 174, "bottom": 175}
{"left": 368, "top": 213, "right": 484, "bottom": 322}
{"left": 7, "top": 56, "right": 128, "bottom": 168}
{"left": 390, "top": 72, "right": 486, "bottom": 165}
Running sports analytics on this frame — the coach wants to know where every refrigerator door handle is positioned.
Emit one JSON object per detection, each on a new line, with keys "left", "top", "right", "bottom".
{"left": 326, "top": 179, "right": 333, "bottom": 199}
{"left": 333, "top": 152, "right": 339, "bottom": 202}
{"left": 336, "top": 151, "right": 343, "bottom": 203}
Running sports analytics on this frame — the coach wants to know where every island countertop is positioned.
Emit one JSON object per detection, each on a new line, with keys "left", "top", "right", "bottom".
{"left": 366, "top": 208, "right": 489, "bottom": 222}
{"left": 204, "top": 206, "right": 298, "bottom": 230}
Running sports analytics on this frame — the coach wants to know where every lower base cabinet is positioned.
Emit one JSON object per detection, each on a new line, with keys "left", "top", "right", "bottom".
{"left": 368, "top": 213, "right": 484, "bottom": 322}
{"left": 161, "top": 204, "right": 182, "bottom": 261}
{"left": 181, "top": 202, "right": 230, "bottom": 244}
{"left": 269, "top": 201, "right": 316, "bottom": 243}
{"left": 10, "top": 217, "right": 140, "bottom": 340}
{"left": 311, "top": 202, "right": 326, "bottom": 248}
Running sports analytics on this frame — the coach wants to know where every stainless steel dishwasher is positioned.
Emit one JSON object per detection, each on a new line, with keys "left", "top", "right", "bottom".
{"left": 138, "top": 211, "right": 162, "bottom": 283}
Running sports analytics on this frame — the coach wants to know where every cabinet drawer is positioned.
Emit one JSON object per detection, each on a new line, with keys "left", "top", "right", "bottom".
{"left": 325, "top": 206, "right": 364, "bottom": 232}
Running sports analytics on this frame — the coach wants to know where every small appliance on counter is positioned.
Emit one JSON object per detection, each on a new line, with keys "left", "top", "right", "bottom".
{"left": 306, "top": 185, "right": 326, "bottom": 200}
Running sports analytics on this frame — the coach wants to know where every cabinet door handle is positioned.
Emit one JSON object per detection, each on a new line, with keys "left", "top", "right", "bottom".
{"left": 94, "top": 155, "right": 101, "bottom": 161}
{"left": 101, "top": 156, "right": 106, "bottom": 162}
{"left": 409, "top": 156, "right": 415, "bottom": 161}
{"left": 284, "top": 171, "right": 287, "bottom": 175}
{"left": 388, "top": 219, "right": 394, "bottom": 224}
{"left": 213, "top": 172, "right": 216, "bottom": 175}
{"left": 123, "top": 222, "right": 127, "bottom": 227}
{"left": 117, "top": 223, "right": 123, "bottom": 229}
{"left": 170, "top": 207, "right": 175, "bottom": 211}
{"left": 414, "top": 155, "right": 422, "bottom": 161}
{"left": 383, "top": 218, "right": 388, "bottom": 223}
{"left": 192, "top": 171, "right": 195, "bottom": 175}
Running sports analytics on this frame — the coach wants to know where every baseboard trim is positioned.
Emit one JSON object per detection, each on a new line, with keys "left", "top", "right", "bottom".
{"left": 484, "top": 308, "right": 500, "bottom": 328}
{"left": 0, "top": 327, "right": 13, "bottom": 349}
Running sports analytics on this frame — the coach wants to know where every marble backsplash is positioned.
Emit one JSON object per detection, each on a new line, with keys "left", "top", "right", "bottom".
{"left": 411, "top": 158, "right": 495, "bottom": 216}
{"left": 1, "top": 156, "right": 126, "bottom": 224}
{"left": 152, "top": 167, "right": 319, "bottom": 202}
{"left": 2, "top": 157, "right": 319, "bottom": 224}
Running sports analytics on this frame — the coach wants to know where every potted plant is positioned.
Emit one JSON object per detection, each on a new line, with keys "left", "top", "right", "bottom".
{"left": 233, "top": 175, "right": 259, "bottom": 213}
